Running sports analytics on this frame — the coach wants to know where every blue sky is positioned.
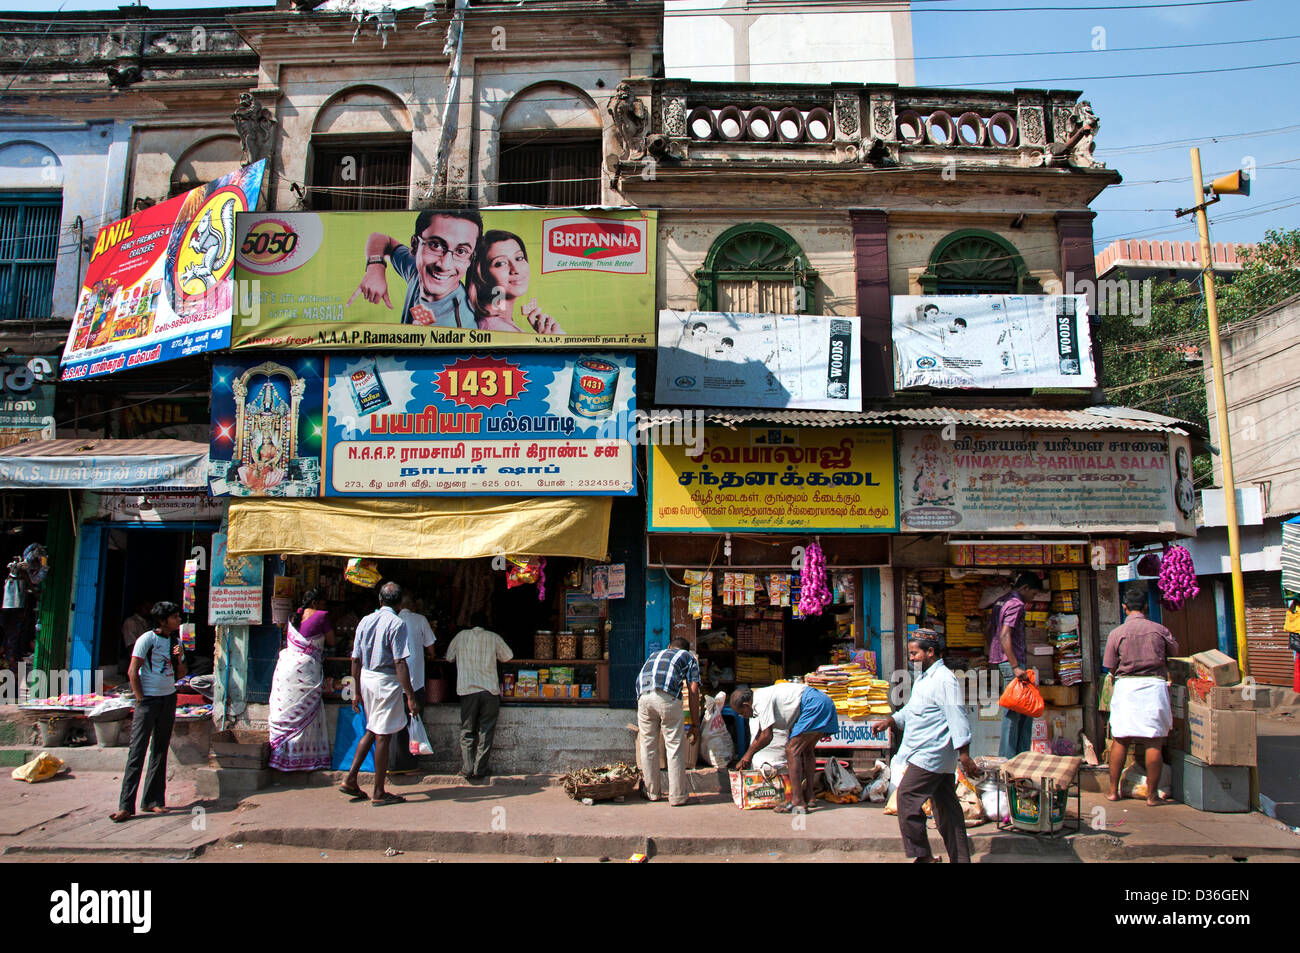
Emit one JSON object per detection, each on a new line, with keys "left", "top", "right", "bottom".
{"left": 912, "top": 0, "right": 1300, "bottom": 248}
{"left": 7, "top": 0, "right": 1296, "bottom": 248}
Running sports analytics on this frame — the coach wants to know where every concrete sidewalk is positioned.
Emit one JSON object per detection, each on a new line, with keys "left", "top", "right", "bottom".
{"left": 3, "top": 769, "right": 1298, "bottom": 862}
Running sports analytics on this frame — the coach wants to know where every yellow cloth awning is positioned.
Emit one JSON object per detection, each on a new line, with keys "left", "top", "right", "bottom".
{"left": 227, "top": 496, "right": 611, "bottom": 560}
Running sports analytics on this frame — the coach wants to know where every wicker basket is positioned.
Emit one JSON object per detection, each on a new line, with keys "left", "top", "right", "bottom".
{"left": 560, "top": 763, "right": 643, "bottom": 802}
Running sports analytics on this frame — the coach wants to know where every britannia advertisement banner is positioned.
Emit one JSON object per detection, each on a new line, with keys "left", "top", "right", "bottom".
{"left": 208, "top": 357, "right": 324, "bottom": 498}
{"left": 60, "top": 161, "right": 267, "bottom": 381}
{"left": 654, "top": 310, "right": 862, "bottom": 411}
{"left": 898, "top": 429, "right": 1194, "bottom": 534}
{"left": 231, "top": 209, "right": 656, "bottom": 350}
{"left": 892, "top": 295, "right": 1096, "bottom": 390}
{"left": 322, "top": 353, "right": 637, "bottom": 497}
{"left": 649, "top": 426, "right": 897, "bottom": 532}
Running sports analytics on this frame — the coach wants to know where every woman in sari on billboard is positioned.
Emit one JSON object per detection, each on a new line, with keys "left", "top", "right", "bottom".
{"left": 466, "top": 230, "right": 564, "bottom": 335}
{"left": 268, "top": 589, "right": 334, "bottom": 773}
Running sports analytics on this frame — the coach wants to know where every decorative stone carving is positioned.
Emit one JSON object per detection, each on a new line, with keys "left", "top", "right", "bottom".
{"left": 834, "top": 92, "right": 860, "bottom": 138}
{"left": 870, "top": 98, "right": 895, "bottom": 141}
{"left": 607, "top": 82, "right": 650, "bottom": 160}
{"left": 232, "top": 92, "right": 276, "bottom": 166}
{"left": 1040, "top": 100, "right": 1103, "bottom": 169}
{"left": 645, "top": 133, "right": 685, "bottom": 161}
{"left": 1051, "top": 105, "right": 1073, "bottom": 143}
{"left": 663, "top": 96, "right": 687, "bottom": 138}
{"left": 1017, "top": 106, "right": 1046, "bottom": 147}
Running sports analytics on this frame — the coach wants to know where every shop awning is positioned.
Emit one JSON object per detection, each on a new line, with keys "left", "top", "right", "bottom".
{"left": 227, "top": 496, "right": 612, "bottom": 560}
{"left": 0, "top": 439, "right": 207, "bottom": 490}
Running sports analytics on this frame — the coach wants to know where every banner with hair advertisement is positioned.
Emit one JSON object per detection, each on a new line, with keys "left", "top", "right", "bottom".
{"left": 649, "top": 426, "right": 897, "bottom": 532}
{"left": 323, "top": 352, "right": 637, "bottom": 496}
{"left": 655, "top": 310, "right": 862, "bottom": 411}
{"left": 231, "top": 209, "right": 656, "bottom": 350}
{"left": 892, "top": 294, "right": 1096, "bottom": 390}
{"left": 60, "top": 161, "right": 267, "bottom": 381}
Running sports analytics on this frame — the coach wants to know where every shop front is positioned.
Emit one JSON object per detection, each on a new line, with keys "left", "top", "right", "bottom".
{"left": 646, "top": 421, "right": 898, "bottom": 755}
{"left": 0, "top": 438, "right": 216, "bottom": 689}
{"left": 893, "top": 420, "right": 1198, "bottom": 753}
{"left": 211, "top": 351, "right": 647, "bottom": 773}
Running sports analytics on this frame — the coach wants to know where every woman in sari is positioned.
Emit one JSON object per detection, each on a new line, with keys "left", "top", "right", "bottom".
{"left": 268, "top": 589, "right": 334, "bottom": 772}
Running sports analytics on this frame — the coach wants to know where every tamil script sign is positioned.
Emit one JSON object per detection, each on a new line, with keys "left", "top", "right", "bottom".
{"left": 0, "top": 356, "right": 56, "bottom": 449}
{"left": 898, "top": 429, "right": 1194, "bottom": 534}
{"left": 323, "top": 353, "right": 637, "bottom": 497}
{"left": 209, "top": 531, "right": 262, "bottom": 625}
{"left": 892, "top": 295, "right": 1096, "bottom": 390}
{"left": 654, "top": 310, "right": 862, "bottom": 411}
{"left": 61, "top": 161, "right": 267, "bottom": 381}
{"left": 0, "top": 446, "right": 206, "bottom": 490}
{"left": 649, "top": 426, "right": 897, "bottom": 532}
{"left": 232, "top": 209, "right": 656, "bottom": 350}
{"left": 815, "top": 717, "right": 891, "bottom": 750}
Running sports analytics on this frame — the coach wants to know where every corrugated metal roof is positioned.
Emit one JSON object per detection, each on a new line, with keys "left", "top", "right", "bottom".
{"left": 642, "top": 405, "right": 1199, "bottom": 434}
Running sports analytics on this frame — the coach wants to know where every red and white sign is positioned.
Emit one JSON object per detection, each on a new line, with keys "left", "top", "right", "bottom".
{"left": 542, "top": 216, "right": 648, "bottom": 274}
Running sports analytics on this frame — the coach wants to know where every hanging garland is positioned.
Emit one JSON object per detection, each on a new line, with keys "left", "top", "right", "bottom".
{"left": 797, "top": 540, "right": 832, "bottom": 618}
{"left": 1158, "top": 544, "right": 1200, "bottom": 610}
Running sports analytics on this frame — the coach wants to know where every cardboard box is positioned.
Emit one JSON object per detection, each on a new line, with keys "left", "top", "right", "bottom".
{"left": 1191, "top": 650, "right": 1240, "bottom": 687}
{"left": 1170, "top": 716, "right": 1188, "bottom": 751}
{"left": 1169, "top": 684, "right": 1187, "bottom": 719}
{"left": 1167, "top": 656, "right": 1197, "bottom": 685}
{"left": 1187, "top": 701, "right": 1256, "bottom": 766}
{"left": 1040, "top": 685, "right": 1080, "bottom": 707}
{"left": 1187, "top": 681, "right": 1254, "bottom": 711}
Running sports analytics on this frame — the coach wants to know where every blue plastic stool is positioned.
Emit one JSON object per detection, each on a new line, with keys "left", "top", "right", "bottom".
{"left": 721, "top": 707, "right": 748, "bottom": 755}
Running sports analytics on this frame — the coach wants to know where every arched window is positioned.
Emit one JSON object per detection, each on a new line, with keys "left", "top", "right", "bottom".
{"left": 919, "top": 229, "right": 1042, "bottom": 295}
{"left": 694, "top": 223, "right": 818, "bottom": 313}
{"left": 497, "top": 82, "right": 601, "bottom": 206}
{"left": 309, "top": 86, "right": 412, "bottom": 211}
{"left": 169, "top": 135, "right": 241, "bottom": 198}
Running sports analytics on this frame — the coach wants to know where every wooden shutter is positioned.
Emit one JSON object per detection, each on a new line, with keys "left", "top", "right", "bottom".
{"left": 1245, "top": 579, "right": 1292, "bottom": 685}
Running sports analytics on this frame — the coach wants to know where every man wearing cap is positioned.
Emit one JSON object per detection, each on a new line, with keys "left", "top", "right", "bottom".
{"left": 872, "top": 629, "right": 978, "bottom": 863}
{"left": 988, "top": 571, "right": 1041, "bottom": 758}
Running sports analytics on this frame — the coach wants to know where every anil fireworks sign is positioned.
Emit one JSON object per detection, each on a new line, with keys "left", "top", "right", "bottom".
{"left": 231, "top": 208, "right": 656, "bottom": 350}
{"left": 60, "top": 161, "right": 267, "bottom": 381}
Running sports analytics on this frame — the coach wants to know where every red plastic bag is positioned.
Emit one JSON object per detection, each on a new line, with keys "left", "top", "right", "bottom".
{"left": 998, "top": 667, "right": 1045, "bottom": 718}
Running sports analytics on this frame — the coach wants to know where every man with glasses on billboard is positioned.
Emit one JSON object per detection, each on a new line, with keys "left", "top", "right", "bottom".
{"left": 351, "top": 210, "right": 483, "bottom": 328}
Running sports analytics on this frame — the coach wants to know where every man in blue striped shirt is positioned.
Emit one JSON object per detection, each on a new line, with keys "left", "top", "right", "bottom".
{"left": 635, "top": 638, "right": 702, "bottom": 806}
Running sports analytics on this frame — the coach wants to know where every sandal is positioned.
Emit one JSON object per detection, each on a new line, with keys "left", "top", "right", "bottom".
{"left": 372, "top": 793, "right": 407, "bottom": 807}
{"left": 109, "top": 810, "right": 134, "bottom": 823}
{"left": 339, "top": 784, "right": 370, "bottom": 801}
{"left": 144, "top": 806, "right": 167, "bottom": 815}
{"left": 773, "top": 802, "right": 807, "bottom": 815}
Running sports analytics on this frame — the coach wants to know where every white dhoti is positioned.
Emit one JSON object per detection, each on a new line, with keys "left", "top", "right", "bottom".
{"left": 1108, "top": 676, "right": 1172, "bottom": 739}
{"left": 360, "top": 669, "right": 406, "bottom": 735}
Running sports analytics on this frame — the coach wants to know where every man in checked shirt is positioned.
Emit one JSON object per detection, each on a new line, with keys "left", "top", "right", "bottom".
{"left": 635, "top": 638, "right": 702, "bottom": 806}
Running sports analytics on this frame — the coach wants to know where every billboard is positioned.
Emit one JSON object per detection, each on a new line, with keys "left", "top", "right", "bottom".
{"left": 323, "top": 353, "right": 637, "bottom": 497}
{"left": 898, "top": 429, "right": 1194, "bottom": 535}
{"left": 649, "top": 426, "right": 897, "bottom": 532}
{"left": 654, "top": 310, "right": 862, "bottom": 411}
{"left": 60, "top": 161, "right": 267, "bottom": 381}
{"left": 892, "top": 295, "right": 1096, "bottom": 390}
{"left": 231, "top": 209, "right": 656, "bottom": 350}
{"left": 208, "top": 357, "right": 325, "bottom": 498}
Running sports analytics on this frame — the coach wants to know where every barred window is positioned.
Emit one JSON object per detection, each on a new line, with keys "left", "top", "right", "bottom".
{"left": 0, "top": 193, "right": 62, "bottom": 320}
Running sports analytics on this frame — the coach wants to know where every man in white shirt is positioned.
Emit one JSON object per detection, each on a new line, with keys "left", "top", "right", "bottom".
{"left": 731, "top": 680, "right": 839, "bottom": 815}
{"left": 390, "top": 590, "right": 437, "bottom": 771}
{"left": 445, "top": 611, "right": 513, "bottom": 780}
{"left": 871, "top": 629, "right": 979, "bottom": 863}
